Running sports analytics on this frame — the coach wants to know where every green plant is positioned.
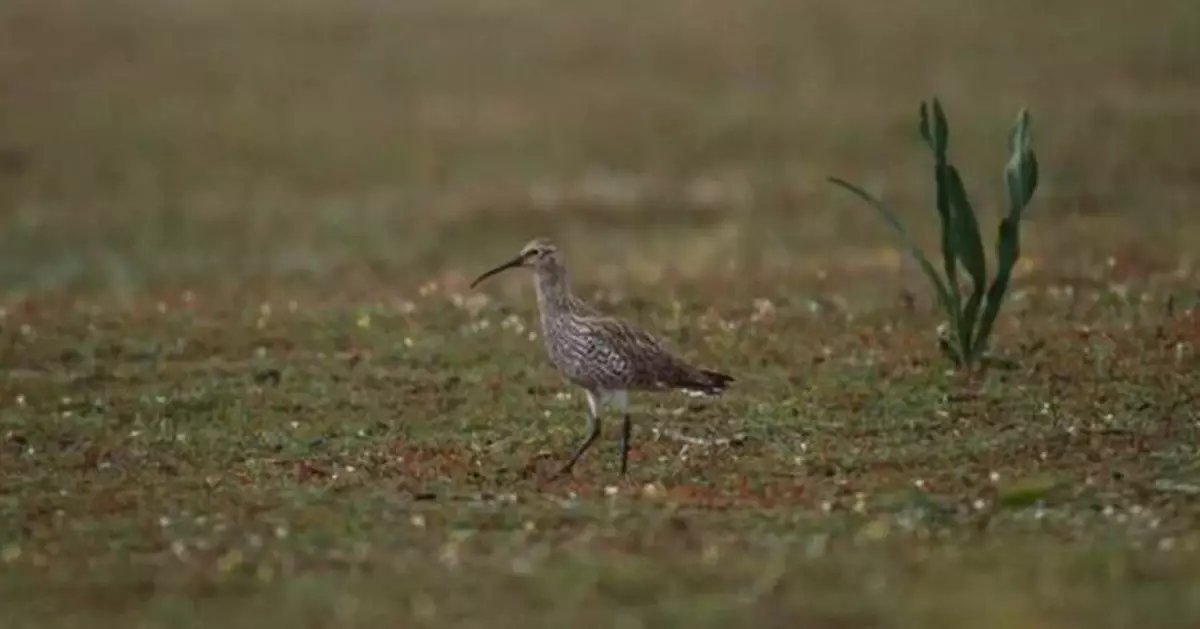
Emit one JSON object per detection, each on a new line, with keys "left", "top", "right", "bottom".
{"left": 828, "top": 98, "right": 1040, "bottom": 369}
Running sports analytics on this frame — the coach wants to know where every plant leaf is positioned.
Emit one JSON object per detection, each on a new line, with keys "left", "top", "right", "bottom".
{"left": 926, "top": 99, "right": 962, "bottom": 356}
{"left": 931, "top": 98, "right": 949, "bottom": 158}
{"left": 935, "top": 164, "right": 960, "bottom": 311}
{"left": 919, "top": 102, "right": 933, "bottom": 152}
{"left": 1007, "top": 108, "right": 1032, "bottom": 154}
{"left": 974, "top": 109, "right": 1039, "bottom": 357}
{"left": 827, "top": 177, "right": 957, "bottom": 339}
{"left": 1005, "top": 109, "right": 1038, "bottom": 216}
{"left": 974, "top": 218, "right": 1018, "bottom": 358}
{"left": 945, "top": 166, "right": 987, "bottom": 360}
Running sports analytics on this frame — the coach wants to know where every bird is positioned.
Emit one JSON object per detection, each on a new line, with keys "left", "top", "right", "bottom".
{"left": 469, "top": 237, "right": 734, "bottom": 477}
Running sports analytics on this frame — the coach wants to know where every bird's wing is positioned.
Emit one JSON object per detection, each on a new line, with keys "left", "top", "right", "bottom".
{"left": 576, "top": 315, "right": 702, "bottom": 390}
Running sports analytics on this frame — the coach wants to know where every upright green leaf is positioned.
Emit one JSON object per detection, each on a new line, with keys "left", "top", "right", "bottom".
{"left": 1005, "top": 109, "right": 1038, "bottom": 213}
{"left": 1006, "top": 152, "right": 1039, "bottom": 217}
{"left": 945, "top": 166, "right": 988, "bottom": 359}
{"left": 919, "top": 102, "right": 934, "bottom": 152}
{"left": 973, "top": 217, "right": 1020, "bottom": 358}
{"left": 931, "top": 99, "right": 949, "bottom": 159}
{"left": 973, "top": 111, "right": 1039, "bottom": 358}
{"left": 926, "top": 99, "right": 962, "bottom": 352}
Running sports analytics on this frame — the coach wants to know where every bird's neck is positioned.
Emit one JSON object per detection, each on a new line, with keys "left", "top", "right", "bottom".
{"left": 533, "top": 266, "right": 574, "bottom": 318}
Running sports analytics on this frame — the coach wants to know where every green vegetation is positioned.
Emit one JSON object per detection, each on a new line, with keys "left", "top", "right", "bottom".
{"left": 2, "top": 1, "right": 1200, "bottom": 627}
{"left": 830, "top": 99, "right": 1039, "bottom": 369}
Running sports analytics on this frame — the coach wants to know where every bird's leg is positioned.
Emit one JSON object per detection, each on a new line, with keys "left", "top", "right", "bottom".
{"left": 555, "top": 391, "right": 602, "bottom": 477}
{"left": 618, "top": 413, "right": 632, "bottom": 476}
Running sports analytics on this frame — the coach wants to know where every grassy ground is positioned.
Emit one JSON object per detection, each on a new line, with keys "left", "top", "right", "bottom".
{"left": 3, "top": 0, "right": 1200, "bottom": 627}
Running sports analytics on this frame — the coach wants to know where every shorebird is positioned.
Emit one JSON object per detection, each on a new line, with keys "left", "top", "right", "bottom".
{"left": 469, "top": 238, "right": 734, "bottom": 477}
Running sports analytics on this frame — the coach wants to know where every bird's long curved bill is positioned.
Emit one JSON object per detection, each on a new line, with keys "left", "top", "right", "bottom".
{"left": 469, "top": 255, "right": 525, "bottom": 289}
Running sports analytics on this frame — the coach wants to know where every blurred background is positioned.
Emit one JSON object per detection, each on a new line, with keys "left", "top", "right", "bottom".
{"left": 1, "top": 0, "right": 1198, "bottom": 302}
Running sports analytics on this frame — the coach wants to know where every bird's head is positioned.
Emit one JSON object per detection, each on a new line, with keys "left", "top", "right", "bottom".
{"left": 469, "top": 238, "right": 562, "bottom": 289}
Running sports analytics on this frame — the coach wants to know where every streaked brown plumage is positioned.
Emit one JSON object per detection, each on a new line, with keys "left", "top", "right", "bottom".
{"left": 469, "top": 237, "right": 733, "bottom": 477}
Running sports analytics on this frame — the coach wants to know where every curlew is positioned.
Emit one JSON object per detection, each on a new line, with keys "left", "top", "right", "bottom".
{"left": 469, "top": 238, "right": 734, "bottom": 477}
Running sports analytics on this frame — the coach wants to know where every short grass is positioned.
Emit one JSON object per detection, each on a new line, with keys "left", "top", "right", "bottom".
{"left": 3, "top": 0, "right": 1200, "bottom": 627}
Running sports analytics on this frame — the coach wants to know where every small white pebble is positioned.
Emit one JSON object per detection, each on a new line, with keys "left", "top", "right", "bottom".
{"left": 989, "top": 471, "right": 1001, "bottom": 483}
{"left": 275, "top": 526, "right": 289, "bottom": 539}
{"left": 913, "top": 479, "right": 926, "bottom": 489}
{"left": 603, "top": 486, "right": 619, "bottom": 497}
{"left": 159, "top": 516, "right": 171, "bottom": 527}
{"left": 973, "top": 499, "right": 987, "bottom": 511}
{"left": 411, "top": 514, "right": 426, "bottom": 528}
{"left": 15, "top": 395, "right": 25, "bottom": 407}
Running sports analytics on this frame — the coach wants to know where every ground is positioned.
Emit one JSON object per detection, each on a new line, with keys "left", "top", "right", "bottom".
{"left": 2, "top": 0, "right": 1200, "bottom": 627}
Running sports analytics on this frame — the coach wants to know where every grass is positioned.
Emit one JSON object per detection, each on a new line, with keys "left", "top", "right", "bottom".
{"left": 3, "top": 0, "right": 1200, "bottom": 627}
